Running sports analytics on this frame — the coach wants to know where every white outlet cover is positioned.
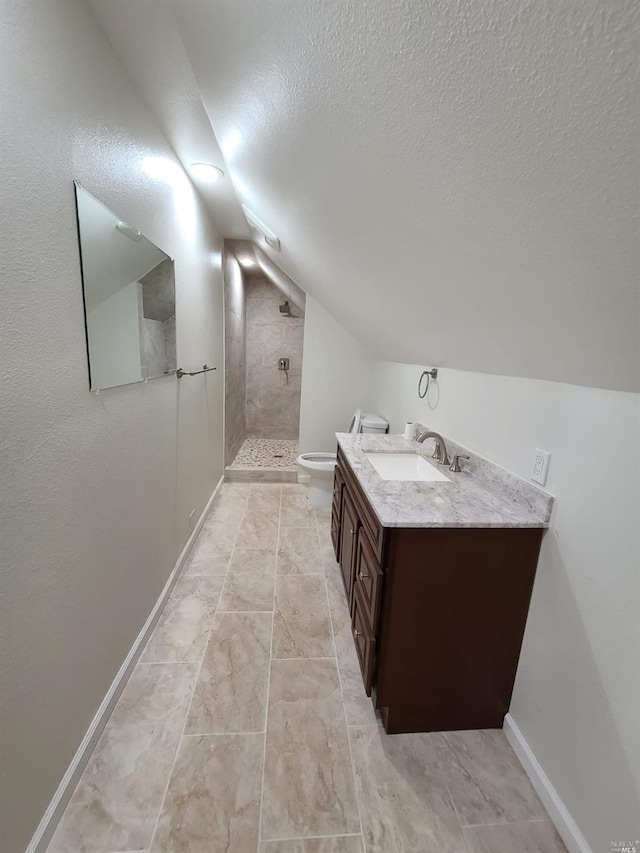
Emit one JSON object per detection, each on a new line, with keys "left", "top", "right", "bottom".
{"left": 532, "top": 449, "right": 551, "bottom": 486}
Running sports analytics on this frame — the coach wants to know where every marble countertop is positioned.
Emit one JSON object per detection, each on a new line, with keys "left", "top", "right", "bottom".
{"left": 336, "top": 433, "right": 551, "bottom": 529}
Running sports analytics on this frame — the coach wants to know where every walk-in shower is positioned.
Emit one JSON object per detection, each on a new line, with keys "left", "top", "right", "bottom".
{"left": 223, "top": 241, "right": 305, "bottom": 481}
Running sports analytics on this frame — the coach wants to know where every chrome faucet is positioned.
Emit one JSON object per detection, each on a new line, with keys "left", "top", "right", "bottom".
{"left": 416, "top": 430, "right": 450, "bottom": 466}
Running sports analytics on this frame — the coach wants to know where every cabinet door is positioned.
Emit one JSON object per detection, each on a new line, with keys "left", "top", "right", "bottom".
{"left": 354, "top": 529, "right": 384, "bottom": 633}
{"left": 331, "top": 467, "right": 344, "bottom": 562}
{"left": 339, "top": 491, "right": 359, "bottom": 608}
{"left": 333, "top": 464, "right": 344, "bottom": 511}
{"left": 352, "top": 585, "right": 376, "bottom": 696}
{"left": 331, "top": 505, "right": 341, "bottom": 563}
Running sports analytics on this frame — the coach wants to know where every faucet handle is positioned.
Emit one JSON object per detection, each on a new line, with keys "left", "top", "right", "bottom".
{"left": 449, "top": 454, "right": 469, "bottom": 473}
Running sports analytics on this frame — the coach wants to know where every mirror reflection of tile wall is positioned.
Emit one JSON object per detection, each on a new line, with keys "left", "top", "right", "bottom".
{"left": 139, "top": 258, "right": 176, "bottom": 380}
{"left": 74, "top": 184, "right": 177, "bottom": 390}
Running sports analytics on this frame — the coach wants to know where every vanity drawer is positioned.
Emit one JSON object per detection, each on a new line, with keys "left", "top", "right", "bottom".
{"left": 353, "top": 525, "right": 383, "bottom": 633}
{"left": 352, "top": 585, "right": 376, "bottom": 696}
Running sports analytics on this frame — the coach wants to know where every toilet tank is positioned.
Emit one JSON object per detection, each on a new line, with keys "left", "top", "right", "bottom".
{"left": 361, "top": 413, "right": 389, "bottom": 434}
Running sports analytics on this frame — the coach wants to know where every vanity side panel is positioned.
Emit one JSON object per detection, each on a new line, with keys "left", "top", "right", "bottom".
{"left": 376, "top": 527, "right": 543, "bottom": 733}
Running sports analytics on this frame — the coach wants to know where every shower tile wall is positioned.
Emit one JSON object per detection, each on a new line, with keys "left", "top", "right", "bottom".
{"left": 224, "top": 254, "right": 247, "bottom": 466}
{"left": 245, "top": 278, "right": 304, "bottom": 439}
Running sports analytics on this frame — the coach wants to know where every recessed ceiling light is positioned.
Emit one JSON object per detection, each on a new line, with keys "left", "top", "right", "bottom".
{"left": 190, "top": 163, "right": 224, "bottom": 182}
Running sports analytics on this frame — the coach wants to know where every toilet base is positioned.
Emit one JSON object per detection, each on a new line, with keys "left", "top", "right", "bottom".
{"left": 296, "top": 452, "right": 337, "bottom": 508}
{"left": 306, "top": 478, "right": 333, "bottom": 508}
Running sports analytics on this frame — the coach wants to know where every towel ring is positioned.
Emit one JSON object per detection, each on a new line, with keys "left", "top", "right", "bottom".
{"left": 418, "top": 368, "right": 438, "bottom": 399}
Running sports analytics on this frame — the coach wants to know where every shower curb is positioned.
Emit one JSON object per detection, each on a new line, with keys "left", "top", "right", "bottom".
{"left": 224, "top": 466, "right": 297, "bottom": 483}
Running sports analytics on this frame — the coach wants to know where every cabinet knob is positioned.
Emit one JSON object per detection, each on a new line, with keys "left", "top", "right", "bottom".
{"left": 358, "top": 570, "right": 369, "bottom": 580}
{"left": 350, "top": 528, "right": 356, "bottom": 536}
{"left": 353, "top": 628, "right": 362, "bottom": 637}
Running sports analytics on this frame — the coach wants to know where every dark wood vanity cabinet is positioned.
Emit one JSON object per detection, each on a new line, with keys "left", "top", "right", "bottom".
{"left": 331, "top": 446, "right": 544, "bottom": 734}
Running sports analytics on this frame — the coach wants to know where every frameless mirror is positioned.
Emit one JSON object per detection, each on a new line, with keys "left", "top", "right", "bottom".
{"left": 74, "top": 183, "right": 177, "bottom": 390}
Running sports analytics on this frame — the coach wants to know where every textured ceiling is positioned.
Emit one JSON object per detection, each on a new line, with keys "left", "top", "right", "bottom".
{"left": 87, "top": 0, "right": 248, "bottom": 238}
{"left": 91, "top": 0, "right": 639, "bottom": 391}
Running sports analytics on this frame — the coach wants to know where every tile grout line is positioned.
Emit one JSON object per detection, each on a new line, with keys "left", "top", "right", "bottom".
{"left": 427, "top": 731, "right": 473, "bottom": 853}
{"left": 218, "top": 609, "right": 275, "bottom": 614}
{"left": 462, "top": 818, "right": 552, "bottom": 828}
{"left": 182, "top": 730, "right": 267, "bottom": 738}
{"left": 317, "top": 508, "right": 367, "bottom": 853}
{"left": 263, "top": 831, "right": 365, "bottom": 843}
{"left": 276, "top": 571, "right": 326, "bottom": 575}
{"left": 271, "top": 655, "right": 336, "bottom": 661}
{"left": 256, "top": 484, "right": 281, "bottom": 850}
{"left": 146, "top": 487, "right": 248, "bottom": 850}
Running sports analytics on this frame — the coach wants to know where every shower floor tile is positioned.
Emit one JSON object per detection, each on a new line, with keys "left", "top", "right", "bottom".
{"left": 230, "top": 438, "right": 299, "bottom": 470}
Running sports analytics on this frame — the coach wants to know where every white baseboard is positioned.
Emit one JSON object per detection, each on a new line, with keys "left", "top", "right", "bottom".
{"left": 26, "top": 477, "right": 224, "bottom": 853}
{"left": 504, "top": 713, "right": 592, "bottom": 853}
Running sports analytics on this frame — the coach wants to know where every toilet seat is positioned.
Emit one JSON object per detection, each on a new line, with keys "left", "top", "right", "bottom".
{"left": 296, "top": 409, "right": 363, "bottom": 476}
{"left": 348, "top": 408, "right": 363, "bottom": 434}
{"left": 297, "top": 452, "right": 337, "bottom": 472}
{"left": 297, "top": 409, "right": 386, "bottom": 506}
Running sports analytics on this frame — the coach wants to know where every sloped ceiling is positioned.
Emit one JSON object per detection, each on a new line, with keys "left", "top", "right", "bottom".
{"left": 90, "top": 0, "right": 639, "bottom": 391}
{"left": 87, "top": 0, "right": 248, "bottom": 237}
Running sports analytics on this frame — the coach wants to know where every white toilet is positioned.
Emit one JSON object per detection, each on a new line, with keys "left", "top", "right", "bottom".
{"left": 297, "top": 409, "right": 388, "bottom": 507}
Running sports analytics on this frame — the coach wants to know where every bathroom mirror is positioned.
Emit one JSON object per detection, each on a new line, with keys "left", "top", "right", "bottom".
{"left": 74, "top": 183, "right": 177, "bottom": 390}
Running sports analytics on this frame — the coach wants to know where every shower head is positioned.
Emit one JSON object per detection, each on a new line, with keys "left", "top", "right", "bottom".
{"left": 279, "top": 300, "right": 292, "bottom": 316}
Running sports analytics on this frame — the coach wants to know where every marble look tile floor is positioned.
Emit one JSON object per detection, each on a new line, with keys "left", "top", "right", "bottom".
{"left": 47, "top": 483, "right": 567, "bottom": 853}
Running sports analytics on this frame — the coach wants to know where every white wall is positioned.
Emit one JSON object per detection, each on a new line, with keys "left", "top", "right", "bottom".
{"left": 376, "top": 361, "right": 640, "bottom": 851}
{"left": 299, "top": 296, "right": 376, "bottom": 453}
{"left": 0, "top": 2, "right": 225, "bottom": 850}
{"left": 87, "top": 280, "right": 142, "bottom": 389}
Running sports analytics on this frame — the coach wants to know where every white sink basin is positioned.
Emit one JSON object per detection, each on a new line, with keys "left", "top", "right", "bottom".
{"left": 364, "top": 453, "right": 451, "bottom": 482}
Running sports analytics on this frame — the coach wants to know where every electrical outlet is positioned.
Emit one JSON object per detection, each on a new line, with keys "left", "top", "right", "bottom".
{"left": 532, "top": 449, "right": 551, "bottom": 486}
